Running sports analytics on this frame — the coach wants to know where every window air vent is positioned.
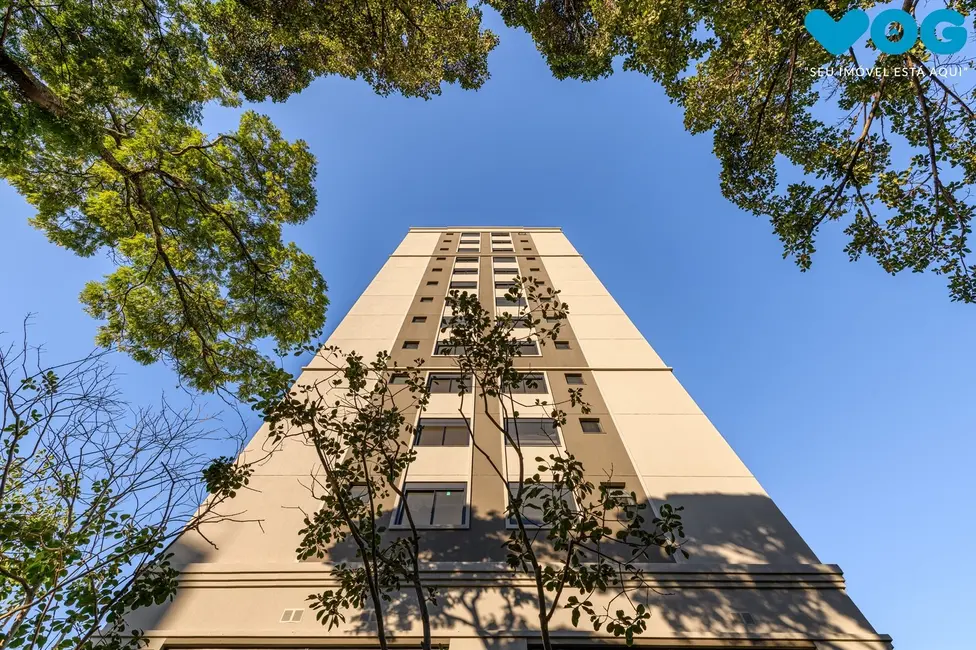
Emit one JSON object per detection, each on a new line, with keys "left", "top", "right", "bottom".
{"left": 280, "top": 608, "right": 304, "bottom": 623}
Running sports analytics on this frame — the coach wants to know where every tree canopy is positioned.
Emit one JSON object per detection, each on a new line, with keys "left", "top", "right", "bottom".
{"left": 2, "top": 0, "right": 973, "bottom": 408}
{"left": 486, "top": 0, "right": 976, "bottom": 302}
{"left": 0, "top": 0, "right": 498, "bottom": 400}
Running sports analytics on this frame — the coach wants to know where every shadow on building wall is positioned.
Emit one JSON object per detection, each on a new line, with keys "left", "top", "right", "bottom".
{"left": 132, "top": 492, "right": 880, "bottom": 645}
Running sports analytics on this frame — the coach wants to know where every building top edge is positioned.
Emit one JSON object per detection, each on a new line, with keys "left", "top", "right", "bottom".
{"left": 407, "top": 226, "right": 563, "bottom": 232}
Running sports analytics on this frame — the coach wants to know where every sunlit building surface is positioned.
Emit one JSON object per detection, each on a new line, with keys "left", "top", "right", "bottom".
{"left": 130, "top": 227, "right": 891, "bottom": 650}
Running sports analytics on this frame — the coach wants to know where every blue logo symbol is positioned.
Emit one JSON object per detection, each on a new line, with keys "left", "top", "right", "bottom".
{"left": 805, "top": 8, "right": 967, "bottom": 56}
{"left": 805, "top": 9, "right": 870, "bottom": 56}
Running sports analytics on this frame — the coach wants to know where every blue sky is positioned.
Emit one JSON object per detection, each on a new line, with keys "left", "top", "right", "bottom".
{"left": 2, "top": 10, "right": 974, "bottom": 650}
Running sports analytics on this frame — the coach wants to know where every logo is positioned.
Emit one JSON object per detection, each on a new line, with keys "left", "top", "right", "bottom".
{"left": 805, "top": 8, "right": 967, "bottom": 56}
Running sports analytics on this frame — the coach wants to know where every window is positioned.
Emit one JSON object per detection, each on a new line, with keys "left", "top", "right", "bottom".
{"left": 524, "top": 248, "right": 533, "bottom": 251}
{"left": 439, "top": 247, "right": 448, "bottom": 251}
{"left": 495, "top": 280, "right": 516, "bottom": 288}
{"left": 565, "top": 373, "right": 584, "bottom": 385}
{"left": 440, "top": 315, "right": 467, "bottom": 328}
{"left": 436, "top": 257, "right": 446, "bottom": 261}
{"left": 414, "top": 418, "right": 470, "bottom": 446}
{"left": 496, "top": 296, "right": 527, "bottom": 307}
{"left": 402, "top": 341, "right": 419, "bottom": 350}
{"left": 435, "top": 342, "right": 465, "bottom": 355}
{"left": 426, "top": 281, "right": 439, "bottom": 286}
{"left": 526, "top": 257, "right": 536, "bottom": 260}
{"left": 396, "top": 483, "right": 467, "bottom": 527}
{"left": 580, "top": 418, "right": 603, "bottom": 433}
{"left": 420, "top": 297, "right": 434, "bottom": 303}
{"left": 412, "top": 316, "right": 427, "bottom": 323}
{"left": 521, "top": 239, "right": 529, "bottom": 243}
{"left": 390, "top": 373, "right": 410, "bottom": 384}
{"left": 493, "top": 247, "right": 514, "bottom": 252}
{"left": 516, "top": 340, "right": 540, "bottom": 355}
{"left": 458, "top": 247, "right": 479, "bottom": 252}
{"left": 510, "top": 373, "right": 547, "bottom": 394}
{"left": 494, "top": 267, "right": 519, "bottom": 274}
{"left": 457, "top": 257, "right": 478, "bottom": 263}
{"left": 432, "top": 268, "right": 443, "bottom": 272}
{"left": 494, "top": 256, "right": 516, "bottom": 263}
{"left": 450, "top": 281, "right": 477, "bottom": 289}
{"left": 507, "top": 482, "right": 575, "bottom": 527}
{"left": 603, "top": 483, "right": 638, "bottom": 521}
{"left": 504, "top": 418, "right": 560, "bottom": 446}
{"left": 529, "top": 267, "right": 540, "bottom": 272}
{"left": 452, "top": 267, "right": 477, "bottom": 274}
{"left": 554, "top": 341, "right": 570, "bottom": 350}
{"left": 427, "top": 373, "right": 472, "bottom": 394}
{"left": 491, "top": 231, "right": 509, "bottom": 236}
{"left": 348, "top": 484, "right": 370, "bottom": 503}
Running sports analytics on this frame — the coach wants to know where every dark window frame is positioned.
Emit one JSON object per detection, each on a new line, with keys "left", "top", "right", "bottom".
{"left": 413, "top": 418, "right": 471, "bottom": 446}
{"left": 427, "top": 373, "right": 472, "bottom": 394}
{"left": 506, "top": 481, "right": 575, "bottom": 528}
{"left": 509, "top": 373, "right": 548, "bottom": 394}
{"left": 580, "top": 418, "right": 603, "bottom": 433}
{"left": 395, "top": 482, "right": 468, "bottom": 528}
{"left": 504, "top": 418, "right": 560, "bottom": 446}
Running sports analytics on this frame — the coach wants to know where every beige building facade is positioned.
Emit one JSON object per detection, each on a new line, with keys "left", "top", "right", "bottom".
{"left": 130, "top": 227, "right": 891, "bottom": 650}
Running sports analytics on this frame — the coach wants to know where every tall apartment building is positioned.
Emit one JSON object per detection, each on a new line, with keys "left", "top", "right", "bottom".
{"left": 130, "top": 227, "right": 891, "bottom": 650}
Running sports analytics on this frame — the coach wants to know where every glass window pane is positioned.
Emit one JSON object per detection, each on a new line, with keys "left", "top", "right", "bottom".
{"left": 505, "top": 419, "right": 559, "bottom": 445}
{"left": 404, "top": 490, "right": 435, "bottom": 525}
{"left": 432, "top": 488, "right": 466, "bottom": 525}
{"left": 416, "top": 425, "right": 444, "bottom": 446}
{"left": 442, "top": 425, "right": 470, "bottom": 446}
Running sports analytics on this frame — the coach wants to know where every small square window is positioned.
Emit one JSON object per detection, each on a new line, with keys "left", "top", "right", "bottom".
{"left": 420, "top": 297, "right": 434, "bottom": 303}
{"left": 402, "top": 341, "right": 419, "bottom": 350}
{"left": 432, "top": 268, "right": 443, "bottom": 272}
{"left": 554, "top": 341, "right": 570, "bottom": 350}
{"left": 565, "top": 373, "right": 584, "bottom": 385}
{"left": 527, "top": 257, "right": 536, "bottom": 261}
{"left": 390, "top": 373, "right": 410, "bottom": 384}
{"left": 446, "top": 232, "right": 455, "bottom": 235}
{"left": 521, "top": 239, "right": 528, "bottom": 243}
{"left": 436, "top": 257, "right": 446, "bottom": 261}
{"left": 450, "top": 281, "right": 477, "bottom": 289}
{"left": 524, "top": 248, "right": 533, "bottom": 252}
{"left": 426, "top": 281, "right": 439, "bottom": 286}
{"left": 412, "top": 316, "right": 427, "bottom": 323}
{"left": 439, "top": 248, "right": 448, "bottom": 251}
{"left": 530, "top": 267, "right": 540, "bottom": 272}
{"left": 580, "top": 418, "right": 602, "bottom": 433}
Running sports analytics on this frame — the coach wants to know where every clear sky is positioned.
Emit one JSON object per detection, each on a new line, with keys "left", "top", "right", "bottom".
{"left": 1, "top": 11, "right": 973, "bottom": 650}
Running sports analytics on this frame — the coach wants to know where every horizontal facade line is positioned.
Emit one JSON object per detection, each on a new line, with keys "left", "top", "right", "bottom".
{"left": 302, "top": 365, "right": 673, "bottom": 372}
